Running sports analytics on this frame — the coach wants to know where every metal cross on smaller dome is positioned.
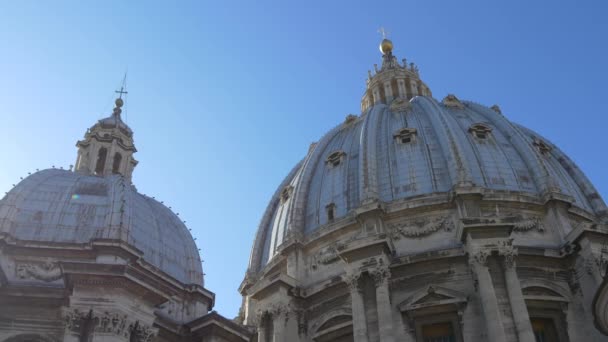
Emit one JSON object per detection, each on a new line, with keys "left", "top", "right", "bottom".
{"left": 115, "top": 86, "right": 128, "bottom": 99}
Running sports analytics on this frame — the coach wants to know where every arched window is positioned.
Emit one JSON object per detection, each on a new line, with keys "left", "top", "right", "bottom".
{"left": 522, "top": 286, "right": 570, "bottom": 342}
{"left": 313, "top": 314, "right": 354, "bottom": 342}
{"left": 112, "top": 153, "right": 123, "bottom": 174}
{"left": 95, "top": 147, "right": 108, "bottom": 175}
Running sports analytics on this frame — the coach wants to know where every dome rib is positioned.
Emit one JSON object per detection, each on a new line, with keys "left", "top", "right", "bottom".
{"left": 248, "top": 159, "right": 304, "bottom": 271}
{"left": 516, "top": 124, "right": 606, "bottom": 215}
{"left": 289, "top": 124, "right": 344, "bottom": 232}
{"left": 418, "top": 97, "right": 468, "bottom": 186}
{"left": 359, "top": 105, "right": 383, "bottom": 202}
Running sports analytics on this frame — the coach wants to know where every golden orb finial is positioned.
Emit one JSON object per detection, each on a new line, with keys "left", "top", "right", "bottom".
{"left": 377, "top": 27, "right": 393, "bottom": 55}
{"left": 379, "top": 38, "right": 393, "bottom": 55}
{"left": 115, "top": 98, "right": 124, "bottom": 108}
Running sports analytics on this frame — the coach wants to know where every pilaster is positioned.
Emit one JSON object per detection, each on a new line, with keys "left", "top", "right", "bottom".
{"left": 371, "top": 266, "right": 394, "bottom": 342}
{"left": 469, "top": 250, "right": 507, "bottom": 342}
{"left": 343, "top": 272, "right": 369, "bottom": 342}
{"left": 500, "top": 248, "right": 535, "bottom": 342}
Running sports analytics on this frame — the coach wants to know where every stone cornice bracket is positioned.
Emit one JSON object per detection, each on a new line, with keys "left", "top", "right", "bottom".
{"left": 513, "top": 217, "right": 545, "bottom": 233}
{"left": 370, "top": 265, "right": 391, "bottom": 288}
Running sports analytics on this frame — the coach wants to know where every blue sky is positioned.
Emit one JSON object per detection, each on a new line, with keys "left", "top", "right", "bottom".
{"left": 0, "top": 0, "right": 606, "bottom": 317}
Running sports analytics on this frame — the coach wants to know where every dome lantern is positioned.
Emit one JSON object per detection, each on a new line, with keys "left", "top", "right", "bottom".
{"left": 74, "top": 87, "right": 138, "bottom": 182}
{"left": 361, "top": 36, "right": 432, "bottom": 112}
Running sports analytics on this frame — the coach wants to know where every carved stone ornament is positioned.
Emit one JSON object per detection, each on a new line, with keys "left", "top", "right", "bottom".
{"left": 389, "top": 97, "right": 411, "bottom": 112}
{"left": 370, "top": 266, "right": 391, "bottom": 287}
{"left": 256, "top": 302, "right": 293, "bottom": 325}
{"left": 388, "top": 216, "right": 454, "bottom": 240}
{"left": 513, "top": 217, "right": 545, "bottom": 233}
{"left": 16, "top": 261, "right": 62, "bottom": 282}
{"left": 64, "top": 309, "right": 157, "bottom": 341}
{"left": 311, "top": 244, "right": 341, "bottom": 270}
{"left": 586, "top": 252, "right": 608, "bottom": 276}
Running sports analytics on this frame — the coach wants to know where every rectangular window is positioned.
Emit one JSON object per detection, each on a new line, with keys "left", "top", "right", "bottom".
{"left": 531, "top": 317, "right": 559, "bottom": 342}
{"left": 422, "top": 322, "right": 455, "bottom": 342}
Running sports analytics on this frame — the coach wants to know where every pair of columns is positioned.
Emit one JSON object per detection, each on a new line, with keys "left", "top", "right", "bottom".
{"left": 470, "top": 247, "right": 535, "bottom": 342}
{"left": 257, "top": 303, "right": 296, "bottom": 342}
{"left": 344, "top": 266, "right": 395, "bottom": 342}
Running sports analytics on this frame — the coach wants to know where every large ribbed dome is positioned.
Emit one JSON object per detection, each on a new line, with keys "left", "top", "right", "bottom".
{"left": 0, "top": 168, "right": 203, "bottom": 285}
{"left": 248, "top": 95, "right": 607, "bottom": 271}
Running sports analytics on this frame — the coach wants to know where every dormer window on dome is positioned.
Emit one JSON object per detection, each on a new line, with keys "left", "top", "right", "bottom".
{"left": 533, "top": 138, "right": 552, "bottom": 155}
{"left": 326, "top": 151, "right": 346, "bottom": 168}
{"left": 442, "top": 94, "right": 465, "bottom": 109}
{"left": 280, "top": 186, "right": 293, "bottom": 204}
{"left": 344, "top": 114, "right": 358, "bottom": 125}
{"left": 394, "top": 127, "right": 418, "bottom": 144}
{"left": 469, "top": 123, "right": 492, "bottom": 140}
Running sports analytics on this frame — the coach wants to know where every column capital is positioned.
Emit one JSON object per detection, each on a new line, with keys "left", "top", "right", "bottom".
{"left": 63, "top": 308, "right": 157, "bottom": 342}
{"left": 499, "top": 245, "right": 518, "bottom": 269}
{"left": 469, "top": 249, "right": 491, "bottom": 267}
{"left": 343, "top": 272, "right": 363, "bottom": 292}
{"left": 266, "top": 302, "right": 292, "bottom": 317}
{"left": 370, "top": 265, "right": 391, "bottom": 288}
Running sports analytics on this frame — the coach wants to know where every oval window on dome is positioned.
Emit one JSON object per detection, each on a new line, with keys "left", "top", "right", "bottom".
{"left": 469, "top": 123, "right": 492, "bottom": 140}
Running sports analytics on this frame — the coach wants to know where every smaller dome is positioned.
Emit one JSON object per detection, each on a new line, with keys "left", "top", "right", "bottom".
{"left": 0, "top": 169, "right": 204, "bottom": 285}
{"left": 379, "top": 38, "right": 393, "bottom": 55}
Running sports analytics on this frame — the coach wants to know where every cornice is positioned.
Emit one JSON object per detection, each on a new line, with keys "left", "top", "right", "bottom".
{"left": 0, "top": 234, "right": 214, "bottom": 308}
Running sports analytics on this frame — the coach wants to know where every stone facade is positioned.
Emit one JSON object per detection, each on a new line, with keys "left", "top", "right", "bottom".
{"left": 240, "top": 39, "right": 608, "bottom": 342}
